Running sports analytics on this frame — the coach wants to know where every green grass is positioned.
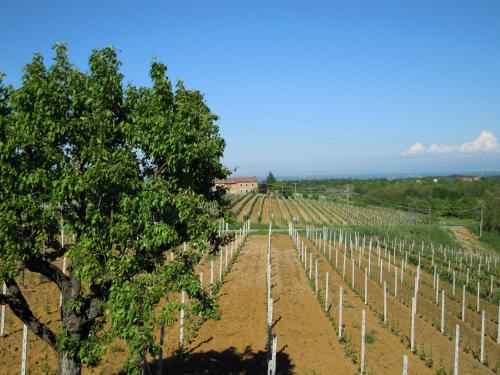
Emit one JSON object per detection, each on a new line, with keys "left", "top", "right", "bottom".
{"left": 467, "top": 224, "right": 500, "bottom": 254}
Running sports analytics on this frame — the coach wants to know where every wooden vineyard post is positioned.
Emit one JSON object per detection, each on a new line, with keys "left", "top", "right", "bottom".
{"left": 441, "top": 290, "right": 445, "bottom": 334}
{"left": 462, "top": 285, "right": 466, "bottom": 322}
{"left": 480, "top": 309, "right": 485, "bottom": 363}
{"left": 454, "top": 324, "right": 460, "bottom": 375}
{"left": 402, "top": 354, "right": 408, "bottom": 375}
{"left": 361, "top": 309, "right": 366, "bottom": 374}
{"left": 335, "top": 246, "right": 338, "bottom": 269}
{"left": 325, "top": 272, "right": 329, "bottom": 313}
{"left": 410, "top": 296, "right": 416, "bottom": 352}
{"left": 199, "top": 272, "right": 203, "bottom": 286}
{"left": 180, "top": 291, "right": 185, "bottom": 347}
{"left": 21, "top": 323, "right": 27, "bottom": 375}
{"left": 0, "top": 281, "right": 5, "bottom": 336}
{"left": 364, "top": 268, "right": 368, "bottom": 304}
{"left": 383, "top": 281, "right": 387, "bottom": 325}
{"left": 339, "top": 286, "right": 343, "bottom": 338}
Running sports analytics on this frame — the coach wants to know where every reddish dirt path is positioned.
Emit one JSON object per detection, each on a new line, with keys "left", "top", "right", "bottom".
{"left": 250, "top": 195, "right": 263, "bottom": 223}
{"left": 283, "top": 198, "right": 300, "bottom": 225}
{"left": 292, "top": 200, "right": 312, "bottom": 224}
{"left": 299, "top": 236, "right": 433, "bottom": 375}
{"left": 167, "top": 235, "right": 269, "bottom": 373}
{"left": 303, "top": 234, "right": 493, "bottom": 375}
{"left": 269, "top": 196, "right": 283, "bottom": 226}
{"left": 271, "top": 235, "right": 357, "bottom": 374}
{"left": 261, "top": 196, "right": 271, "bottom": 225}
{"left": 277, "top": 197, "right": 291, "bottom": 225}
{"left": 287, "top": 199, "right": 308, "bottom": 224}
{"left": 236, "top": 194, "right": 257, "bottom": 221}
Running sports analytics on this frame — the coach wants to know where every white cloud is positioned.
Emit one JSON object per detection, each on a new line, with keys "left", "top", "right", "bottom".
{"left": 404, "top": 131, "right": 500, "bottom": 155}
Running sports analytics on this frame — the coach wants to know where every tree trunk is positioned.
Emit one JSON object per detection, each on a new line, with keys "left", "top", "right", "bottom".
{"left": 59, "top": 351, "right": 81, "bottom": 375}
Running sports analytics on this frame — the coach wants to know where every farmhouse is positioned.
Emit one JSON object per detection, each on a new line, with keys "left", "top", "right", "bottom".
{"left": 214, "top": 176, "right": 258, "bottom": 194}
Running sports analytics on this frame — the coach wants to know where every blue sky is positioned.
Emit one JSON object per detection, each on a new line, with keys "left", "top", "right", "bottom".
{"left": 1, "top": 1, "right": 499, "bottom": 178}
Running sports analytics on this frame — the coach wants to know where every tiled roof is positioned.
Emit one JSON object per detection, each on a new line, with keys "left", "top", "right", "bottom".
{"left": 214, "top": 176, "right": 258, "bottom": 184}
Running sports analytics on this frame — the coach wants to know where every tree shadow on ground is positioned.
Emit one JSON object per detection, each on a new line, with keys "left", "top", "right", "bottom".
{"left": 151, "top": 345, "right": 294, "bottom": 374}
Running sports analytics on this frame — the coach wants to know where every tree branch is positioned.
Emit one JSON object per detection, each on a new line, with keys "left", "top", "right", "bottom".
{"left": 2, "top": 278, "right": 57, "bottom": 348}
{"left": 25, "top": 256, "right": 70, "bottom": 291}
{"left": 43, "top": 240, "right": 66, "bottom": 261}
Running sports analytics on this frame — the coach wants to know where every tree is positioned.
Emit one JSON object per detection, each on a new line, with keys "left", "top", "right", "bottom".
{"left": 265, "top": 171, "right": 277, "bottom": 192}
{"left": 0, "top": 45, "right": 230, "bottom": 374}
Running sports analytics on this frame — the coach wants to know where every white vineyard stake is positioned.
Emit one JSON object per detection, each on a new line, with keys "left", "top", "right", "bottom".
{"left": 435, "top": 274, "right": 439, "bottom": 305}
{"left": 383, "top": 281, "right": 387, "bottom": 325}
{"left": 453, "top": 324, "right": 460, "bottom": 375}
{"left": 343, "top": 248, "right": 346, "bottom": 280}
{"left": 402, "top": 354, "right": 408, "bottom": 375}
{"left": 210, "top": 260, "right": 214, "bottom": 286}
{"left": 461, "top": 285, "right": 465, "bottom": 322}
{"left": 364, "top": 268, "right": 368, "bottom": 304}
{"left": 441, "top": 289, "right": 445, "bottom": 334}
{"left": 394, "top": 266, "right": 398, "bottom": 299}
{"left": 315, "top": 258, "right": 318, "bottom": 295}
{"left": 338, "top": 286, "right": 343, "bottom": 338}
{"left": 497, "top": 300, "right": 500, "bottom": 345}
{"left": 180, "top": 291, "right": 185, "bottom": 347}
{"left": 351, "top": 256, "right": 355, "bottom": 289}
{"left": 21, "top": 323, "right": 27, "bottom": 375}
{"left": 360, "top": 310, "right": 366, "bottom": 374}
{"left": 0, "top": 281, "right": 5, "bottom": 337}
{"left": 452, "top": 271, "right": 455, "bottom": 297}
{"left": 325, "top": 272, "right": 329, "bottom": 313}
{"left": 480, "top": 309, "right": 485, "bottom": 363}
{"left": 477, "top": 281, "right": 480, "bottom": 313}
{"left": 410, "top": 296, "right": 416, "bottom": 352}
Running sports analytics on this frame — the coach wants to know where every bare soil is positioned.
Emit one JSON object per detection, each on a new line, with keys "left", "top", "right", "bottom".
{"left": 166, "top": 235, "right": 269, "bottom": 374}
{"left": 304, "top": 235, "right": 494, "bottom": 375}
{"left": 271, "top": 235, "right": 357, "bottom": 374}
{"left": 301, "top": 236, "right": 434, "bottom": 375}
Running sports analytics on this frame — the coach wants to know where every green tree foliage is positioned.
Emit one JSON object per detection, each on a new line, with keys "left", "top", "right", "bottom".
{"left": 0, "top": 45, "right": 229, "bottom": 374}
{"left": 265, "top": 171, "right": 277, "bottom": 186}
